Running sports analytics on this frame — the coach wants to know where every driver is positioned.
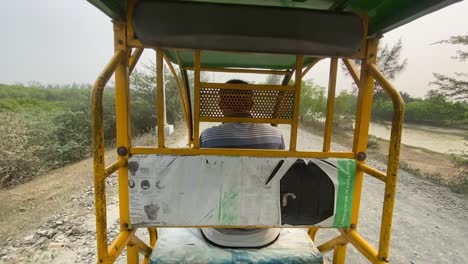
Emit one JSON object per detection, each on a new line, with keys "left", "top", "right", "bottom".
{"left": 199, "top": 79, "right": 285, "bottom": 248}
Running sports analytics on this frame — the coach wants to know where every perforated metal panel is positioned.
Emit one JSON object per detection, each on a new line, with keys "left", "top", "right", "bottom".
{"left": 199, "top": 88, "right": 295, "bottom": 121}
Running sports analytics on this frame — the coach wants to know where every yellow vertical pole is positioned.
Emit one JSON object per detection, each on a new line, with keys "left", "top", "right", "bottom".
{"left": 368, "top": 64, "right": 405, "bottom": 262}
{"left": 92, "top": 50, "right": 124, "bottom": 264}
{"left": 378, "top": 108, "right": 402, "bottom": 262}
{"left": 148, "top": 227, "right": 158, "bottom": 247}
{"left": 156, "top": 48, "right": 165, "bottom": 148}
{"left": 331, "top": 39, "right": 378, "bottom": 264}
{"left": 92, "top": 54, "right": 124, "bottom": 264}
{"left": 92, "top": 76, "right": 107, "bottom": 264}
{"left": 114, "top": 22, "right": 132, "bottom": 230}
{"left": 184, "top": 85, "right": 193, "bottom": 146}
{"left": 308, "top": 226, "right": 319, "bottom": 241}
{"left": 350, "top": 38, "right": 379, "bottom": 228}
{"left": 193, "top": 50, "right": 201, "bottom": 148}
{"left": 352, "top": 78, "right": 364, "bottom": 152}
{"left": 163, "top": 55, "right": 191, "bottom": 147}
{"left": 289, "top": 55, "right": 304, "bottom": 151}
{"left": 114, "top": 23, "right": 136, "bottom": 263}
{"left": 323, "top": 58, "right": 338, "bottom": 152}
{"left": 333, "top": 244, "right": 347, "bottom": 264}
{"left": 127, "top": 244, "right": 139, "bottom": 264}
{"left": 126, "top": 0, "right": 136, "bottom": 45}
{"left": 174, "top": 50, "right": 194, "bottom": 146}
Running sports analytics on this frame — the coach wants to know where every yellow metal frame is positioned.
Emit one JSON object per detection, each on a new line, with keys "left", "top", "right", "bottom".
{"left": 323, "top": 58, "right": 338, "bottom": 152}
{"left": 91, "top": 17, "right": 404, "bottom": 264}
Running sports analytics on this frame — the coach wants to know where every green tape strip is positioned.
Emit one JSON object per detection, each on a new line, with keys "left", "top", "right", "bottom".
{"left": 333, "top": 159, "right": 356, "bottom": 227}
{"left": 219, "top": 191, "right": 239, "bottom": 224}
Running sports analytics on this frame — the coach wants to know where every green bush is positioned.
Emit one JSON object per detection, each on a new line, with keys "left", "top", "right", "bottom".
{"left": 43, "top": 110, "right": 92, "bottom": 166}
{"left": 299, "top": 81, "right": 327, "bottom": 124}
{"left": 0, "top": 74, "right": 183, "bottom": 187}
{"left": 372, "top": 95, "right": 468, "bottom": 126}
{"left": 449, "top": 152, "right": 468, "bottom": 191}
{"left": 0, "top": 112, "right": 48, "bottom": 186}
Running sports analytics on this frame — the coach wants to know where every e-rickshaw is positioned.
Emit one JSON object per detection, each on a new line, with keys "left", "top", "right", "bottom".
{"left": 88, "top": 0, "right": 461, "bottom": 263}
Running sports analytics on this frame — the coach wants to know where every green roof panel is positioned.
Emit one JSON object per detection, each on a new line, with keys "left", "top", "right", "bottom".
{"left": 164, "top": 50, "right": 320, "bottom": 69}
{"left": 347, "top": 0, "right": 461, "bottom": 34}
{"left": 87, "top": 0, "right": 126, "bottom": 21}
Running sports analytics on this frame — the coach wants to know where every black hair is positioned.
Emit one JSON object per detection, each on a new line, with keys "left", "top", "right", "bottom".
{"left": 226, "top": 79, "right": 249, "bottom": 84}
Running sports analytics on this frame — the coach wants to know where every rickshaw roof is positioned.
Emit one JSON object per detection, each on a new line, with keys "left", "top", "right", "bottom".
{"left": 87, "top": 0, "right": 460, "bottom": 69}
{"left": 88, "top": 0, "right": 460, "bottom": 34}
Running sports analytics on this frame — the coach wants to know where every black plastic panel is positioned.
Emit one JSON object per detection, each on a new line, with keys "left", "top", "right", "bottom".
{"left": 280, "top": 159, "right": 335, "bottom": 225}
{"left": 133, "top": 0, "right": 364, "bottom": 56}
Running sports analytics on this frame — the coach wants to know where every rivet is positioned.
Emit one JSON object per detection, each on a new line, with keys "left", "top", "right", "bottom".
{"left": 117, "top": 146, "right": 128, "bottom": 156}
{"left": 356, "top": 152, "right": 366, "bottom": 161}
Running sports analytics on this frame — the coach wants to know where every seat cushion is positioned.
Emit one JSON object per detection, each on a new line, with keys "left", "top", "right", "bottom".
{"left": 150, "top": 228, "right": 323, "bottom": 264}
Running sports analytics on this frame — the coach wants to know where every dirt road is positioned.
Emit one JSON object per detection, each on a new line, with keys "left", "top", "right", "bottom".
{"left": 1, "top": 125, "right": 467, "bottom": 263}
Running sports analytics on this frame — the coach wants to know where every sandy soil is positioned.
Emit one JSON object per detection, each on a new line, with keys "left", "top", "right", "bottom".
{"left": 371, "top": 139, "right": 461, "bottom": 183}
{"left": 330, "top": 128, "right": 463, "bottom": 185}
{"left": 1, "top": 125, "right": 467, "bottom": 263}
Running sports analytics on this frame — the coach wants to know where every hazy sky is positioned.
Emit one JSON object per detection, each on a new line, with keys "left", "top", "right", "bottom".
{"left": 2, "top": 0, "right": 467, "bottom": 98}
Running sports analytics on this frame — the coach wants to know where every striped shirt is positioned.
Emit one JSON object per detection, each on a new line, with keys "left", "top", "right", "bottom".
{"left": 200, "top": 123, "right": 285, "bottom": 149}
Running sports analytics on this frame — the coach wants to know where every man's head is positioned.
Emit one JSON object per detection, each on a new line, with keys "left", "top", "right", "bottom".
{"left": 219, "top": 79, "right": 254, "bottom": 117}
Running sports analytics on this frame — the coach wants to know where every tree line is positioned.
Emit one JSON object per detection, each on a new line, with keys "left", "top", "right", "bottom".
{"left": 297, "top": 80, "right": 468, "bottom": 128}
